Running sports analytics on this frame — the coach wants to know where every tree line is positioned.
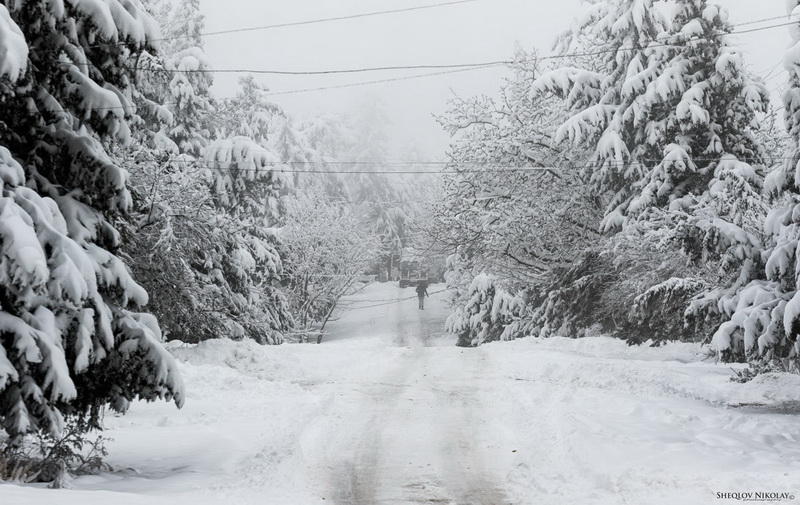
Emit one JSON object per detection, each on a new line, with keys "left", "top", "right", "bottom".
{"left": 436, "top": 0, "right": 800, "bottom": 381}
{"left": 0, "top": 0, "right": 430, "bottom": 479}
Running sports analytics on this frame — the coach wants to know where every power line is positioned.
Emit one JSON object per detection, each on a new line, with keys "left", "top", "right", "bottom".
{"left": 252, "top": 21, "right": 795, "bottom": 95}
{"left": 54, "top": 16, "right": 794, "bottom": 111}
{"left": 536, "top": 21, "right": 798, "bottom": 62}
{"left": 125, "top": 60, "right": 512, "bottom": 76}
{"left": 117, "top": 20, "right": 796, "bottom": 77}
{"left": 155, "top": 163, "right": 560, "bottom": 176}
{"left": 97, "top": 5, "right": 788, "bottom": 51}
{"left": 263, "top": 64, "right": 503, "bottom": 96}
{"left": 56, "top": 63, "right": 506, "bottom": 103}
{"left": 56, "top": 18, "right": 796, "bottom": 103}
{"left": 730, "top": 14, "right": 790, "bottom": 28}
{"left": 144, "top": 156, "right": 787, "bottom": 167}
{"left": 91, "top": 0, "right": 479, "bottom": 48}
{"left": 98, "top": 20, "right": 796, "bottom": 87}
{"left": 201, "top": 0, "right": 478, "bottom": 38}
{"left": 727, "top": 21, "right": 796, "bottom": 36}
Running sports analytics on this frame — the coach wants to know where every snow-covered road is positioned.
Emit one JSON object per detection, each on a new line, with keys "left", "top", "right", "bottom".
{"left": 3, "top": 283, "right": 800, "bottom": 504}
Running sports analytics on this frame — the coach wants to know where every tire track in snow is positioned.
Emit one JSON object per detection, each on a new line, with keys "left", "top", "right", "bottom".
{"left": 430, "top": 348, "right": 512, "bottom": 505}
{"left": 310, "top": 349, "right": 512, "bottom": 504}
{"left": 311, "top": 346, "right": 423, "bottom": 505}
{"left": 309, "top": 283, "right": 511, "bottom": 504}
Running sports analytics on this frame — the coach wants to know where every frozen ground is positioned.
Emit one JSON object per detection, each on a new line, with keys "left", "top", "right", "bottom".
{"left": 2, "top": 282, "right": 800, "bottom": 504}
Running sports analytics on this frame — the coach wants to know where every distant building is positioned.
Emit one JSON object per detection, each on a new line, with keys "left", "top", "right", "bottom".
{"left": 399, "top": 260, "right": 428, "bottom": 288}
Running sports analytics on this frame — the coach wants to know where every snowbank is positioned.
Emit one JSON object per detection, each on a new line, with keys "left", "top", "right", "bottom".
{"left": 484, "top": 336, "right": 800, "bottom": 410}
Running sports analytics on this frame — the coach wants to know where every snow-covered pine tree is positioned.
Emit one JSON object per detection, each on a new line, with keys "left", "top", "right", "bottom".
{"left": 533, "top": 0, "right": 770, "bottom": 344}
{"left": 625, "top": 0, "right": 768, "bottom": 257}
{"left": 206, "top": 136, "right": 288, "bottom": 218}
{"left": 616, "top": 1, "right": 770, "bottom": 345}
{"left": 446, "top": 274, "right": 525, "bottom": 347}
{"left": 0, "top": 1, "right": 183, "bottom": 442}
{"left": 118, "top": 0, "right": 257, "bottom": 346}
{"left": 536, "top": 0, "right": 767, "bottom": 232}
{"left": 203, "top": 136, "right": 294, "bottom": 343}
{"left": 297, "top": 115, "right": 352, "bottom": 198}
{"left": 271, "top": 116, "right": 318, "bottom": 190}
{"left": 533, "top": 0, "right": 667, "bottom": 231}
{"left": 138, "top": 0, "right": 212, "bottom": 157}
{"left": 218, "top": 76, "right": 283, "bottom": 145}
{"left": 706, "top": 2, "right": 800, "bottom": 368}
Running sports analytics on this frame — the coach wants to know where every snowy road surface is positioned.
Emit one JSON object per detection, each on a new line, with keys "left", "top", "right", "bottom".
{"left": 3, "top": 283, "right": 800, "bottom": 504}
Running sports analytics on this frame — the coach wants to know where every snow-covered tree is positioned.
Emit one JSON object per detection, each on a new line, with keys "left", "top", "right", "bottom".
{"left": 431, "top": 55, "right": 608, "bottom": 342}
{"left": 446, "top": 274, "right": 525, "bottom": 347}
{"left": 137, "top": 0, "right": 213, "bottom": 156}
{"left": 292, "top": 104, "right": 422, "bottom": 279}
{"left": 205, "top": 136, "right": 288, "bottom": 216}
{"left": 624, "top": 0, "right": 769, "bottom": 268}
{"left": 533, "top": 0, "right": 667, "bottom": 230}
{"left": 434, "top": 55, "right": 600, "bottom": 286}
{"left": 217, "top": 76, "right": 283, "bottom": 145}
{"left": 329, "top": 99, "right": 417, "bottom": 278}
{"left": 201, "top": 137, "right": 294, "bottom": 343}
{"left": 625, "top": 1, "right": 771, "bottom": 350}
{"left": 271, "top": 116, "right": 317, "bottom": 189}
{"left": 107, "top": 0, "right": 212, "bottom": 344}
{"left": 0, "top": 1, "right": 183, "bottom": 443}
{"left": 283, "top": 191, "right": 380, "bottom": 331}
{"left": 705, "top": 2, "right": 800, "bottom": 368}
{"left": 534, "top": 0, "right": 767, "bottom": 231}
{"left": 528, "top": 0, "right": 771, "bottom": 345}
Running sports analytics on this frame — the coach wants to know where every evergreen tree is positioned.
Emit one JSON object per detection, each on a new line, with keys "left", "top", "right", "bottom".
{"left": 708, "top": 1, "right": 800, "bottom": 368}
{"left": 446, "top": 274, "right": 525, "bottom": 347}
{"left": 139, "top": 0, "right": 213, "bottom": 157}
{"left": 533, "top": 0, "right": 667, "bottom": 231}
{"left": 218, "top": 76, "right": 283, "bottom": 144}
{"left": 0, "top": 0, "right": 183, "bottom": 442}
{"left": 203, "top": 137, "right": 294, "bottom": 343}
{"left": 536, "top": 0, "right": 767, "bottom": 232}
{"left": 271, "top": 116, "right": 318, "bottom": 190}
{"left": 533, "top": 0, "right": 770, "bottom": 344}
{"left": 626, "top": 0, "right": 768, "bottom": 259}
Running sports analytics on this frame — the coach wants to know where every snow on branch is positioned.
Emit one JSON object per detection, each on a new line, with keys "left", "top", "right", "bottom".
{"left": 0, "top": 146, "right": 184, "bottom": 439}
{"left": 205, "top": 136, "right": 288, "bottom": 210}
{"left": 0, "top": 5, "right": 27, "bottom": 81}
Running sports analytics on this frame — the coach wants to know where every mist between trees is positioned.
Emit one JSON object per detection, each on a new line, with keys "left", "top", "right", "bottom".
{"left": 0, "top": 0, "right": 799, "bottom": 487}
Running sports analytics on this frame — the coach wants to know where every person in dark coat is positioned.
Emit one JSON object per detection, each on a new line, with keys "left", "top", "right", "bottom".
{"left": 416, "top": 281, "right": 429, "bottom": 310}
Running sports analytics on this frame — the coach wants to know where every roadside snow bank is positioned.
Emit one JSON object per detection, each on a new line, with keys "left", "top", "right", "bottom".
{"left": 483, "top": 336, "right": 800, "bottom": 410}
{"left": 166, "top": 338, "right": 302, "bottom": 381}
{"left": 517, "top": 334, "right": 707, "bottom": 362}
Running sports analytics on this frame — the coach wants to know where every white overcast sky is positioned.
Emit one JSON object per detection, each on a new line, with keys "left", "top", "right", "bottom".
{"left": 199, "top": 0, "right": 787, "bottom": 158}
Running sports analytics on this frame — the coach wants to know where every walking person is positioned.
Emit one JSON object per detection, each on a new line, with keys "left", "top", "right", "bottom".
{"left": 416, "top": 281, "right": 429, "bottom": 310}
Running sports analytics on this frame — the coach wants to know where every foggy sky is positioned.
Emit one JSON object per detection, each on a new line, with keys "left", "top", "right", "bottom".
{"left": 199, "top": 0, "right": 787, "bottom": 159}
